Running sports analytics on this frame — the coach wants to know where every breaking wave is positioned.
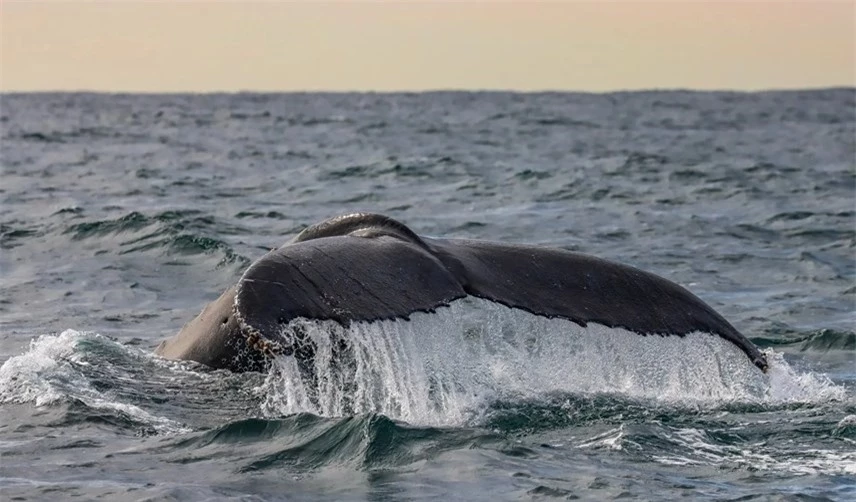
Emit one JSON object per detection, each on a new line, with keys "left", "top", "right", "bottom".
{"left": 0, "top": 330, "right": 190, "bottom": 434}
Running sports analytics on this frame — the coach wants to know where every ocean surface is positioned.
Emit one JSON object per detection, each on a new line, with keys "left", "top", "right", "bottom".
{"left": 1, "top": 90, "right": 854, "bottom": 501}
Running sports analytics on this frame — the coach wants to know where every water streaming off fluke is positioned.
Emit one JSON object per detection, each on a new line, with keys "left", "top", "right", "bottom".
{"left": 257, "top": 298, "right": 844, "bottom": 426}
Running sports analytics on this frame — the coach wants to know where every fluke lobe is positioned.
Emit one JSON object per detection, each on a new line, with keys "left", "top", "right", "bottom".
{"left": 155, "top": 213, "right": 768, "bottom": 373}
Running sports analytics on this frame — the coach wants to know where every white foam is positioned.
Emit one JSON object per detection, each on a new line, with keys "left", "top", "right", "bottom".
{"left": 763, "top": 350, "right": 848, "bottom": 402}
{"left": 646, "top": 425, "right": 856, "bottom": 476}
{"left": 258, "top": 298, "right": 849, "bottom": 426}
{"left": 0, "top": 330, "right": 79, "bottom": 406}
{"left": 0, "top": 330, "right": 189, "bottom": 433}
{"left": 577, "top": 425, "right": 627, "bottom": 451}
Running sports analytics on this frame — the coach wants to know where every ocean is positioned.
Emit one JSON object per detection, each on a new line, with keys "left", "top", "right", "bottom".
{"left": 1, "top": 90, "right": 854, "bottom": 500}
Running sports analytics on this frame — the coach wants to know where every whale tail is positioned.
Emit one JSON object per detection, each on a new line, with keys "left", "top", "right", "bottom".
{"left": 158, "top": 213, "right": 768, "bottom": 373}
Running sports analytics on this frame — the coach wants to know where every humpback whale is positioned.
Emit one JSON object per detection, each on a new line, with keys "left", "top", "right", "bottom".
{"left": 155, "top": 213, "right": 768, "bottom": 373}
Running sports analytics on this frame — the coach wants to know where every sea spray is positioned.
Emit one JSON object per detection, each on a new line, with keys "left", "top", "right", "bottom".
{"left": 0, "top": 330, "right": 190, "bottom": 433}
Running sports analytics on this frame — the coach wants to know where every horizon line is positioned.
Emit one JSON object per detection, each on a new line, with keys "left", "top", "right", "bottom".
{"left": 2, "top": 85, "right": 854, "bottom": 96}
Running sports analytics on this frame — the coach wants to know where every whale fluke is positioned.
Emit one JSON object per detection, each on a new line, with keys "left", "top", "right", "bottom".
{"left": 155, "top": 213, "right": 767, "bottom": 373}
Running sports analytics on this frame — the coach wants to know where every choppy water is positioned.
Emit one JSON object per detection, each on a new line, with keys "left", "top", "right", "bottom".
{"left": 1, "top": 90, "right": 854, "bottom": 501}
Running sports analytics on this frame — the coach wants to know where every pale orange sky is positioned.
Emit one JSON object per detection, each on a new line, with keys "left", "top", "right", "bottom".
{"left": 1, "top": 1, "right": 854, "bottom": 92}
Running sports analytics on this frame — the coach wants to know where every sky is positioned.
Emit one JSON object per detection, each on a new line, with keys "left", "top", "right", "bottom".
{"left": 1, "top": 1, "right": 854, "bottom": 93}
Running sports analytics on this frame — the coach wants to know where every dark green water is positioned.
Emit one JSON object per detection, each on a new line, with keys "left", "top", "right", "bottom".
{"left": 1, "top": 90, "right": 854, "bottom": 500}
